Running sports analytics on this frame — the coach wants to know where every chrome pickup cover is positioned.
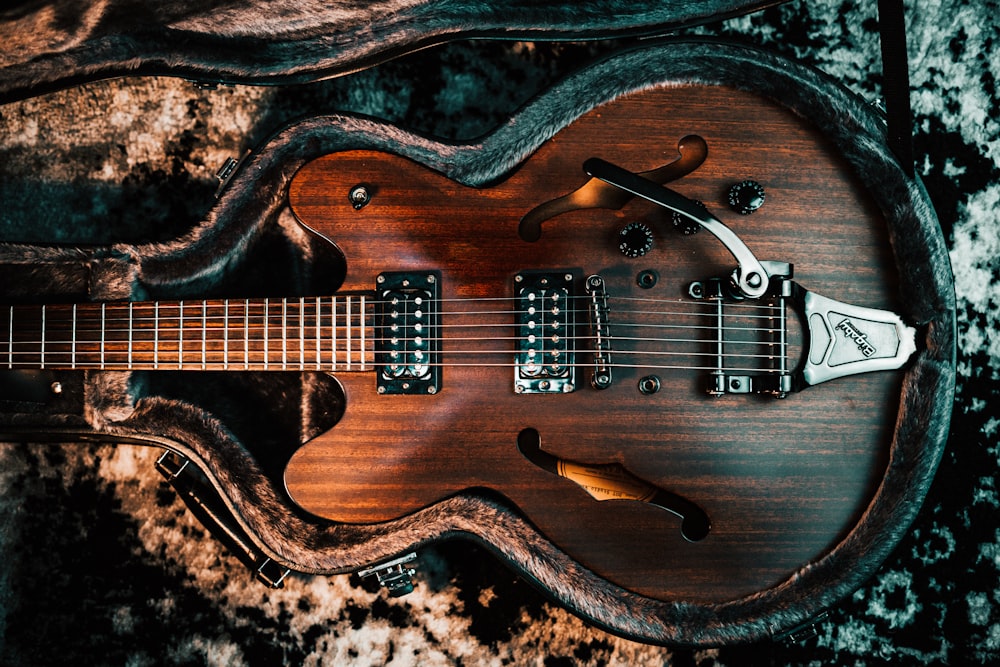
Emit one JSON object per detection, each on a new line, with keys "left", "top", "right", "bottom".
{"left": 375, "top": 271, "right": 440, "bottom": 395}
{"left": 514, "top": 271, "right": 576, "bottom": 394}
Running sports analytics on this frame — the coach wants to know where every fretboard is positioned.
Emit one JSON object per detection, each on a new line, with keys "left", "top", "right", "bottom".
{"left": 1, "top": 297, "right": 375, "bottom": 371}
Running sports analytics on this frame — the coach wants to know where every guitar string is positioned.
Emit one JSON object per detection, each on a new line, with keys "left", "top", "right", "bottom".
{"left": 4, "top": 305, "right": 786, "bottom": 338}
{"left": 3, "top": 297, "right": 790, "bottom": 371}
{"left": 2, "top": 293, "right": 785, "bottom": 313}
{"left": 1, "top": 351, "right": 790, "bottom": 372}
{"left": 3, "top": 323, "right": 788, "bottom": 353}
{"left": 3, "top": 325, "right": 787, "bottom": 344}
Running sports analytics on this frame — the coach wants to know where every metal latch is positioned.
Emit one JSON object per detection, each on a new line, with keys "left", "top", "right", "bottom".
{"left": 774, "top": 611, "right": 829, "bottom": 645}
{"left": 358, "top": 553, "right": 419, "bottom": 597}
{"left": 214, "top": 157, "right": 240, "bottom": 196}
{"left": 255, "top": 558, "right": 291, "bottom": 589}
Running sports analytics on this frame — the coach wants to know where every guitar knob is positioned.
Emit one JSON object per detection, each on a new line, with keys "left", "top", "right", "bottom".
{"left": 727, "top": 180, "right": 765, "bottom": 215}
{"left": 618, "top": 222, "right": 654, "bottom": 257}
{"left": 671, "top": 200, "right": 706, "bottom": 235}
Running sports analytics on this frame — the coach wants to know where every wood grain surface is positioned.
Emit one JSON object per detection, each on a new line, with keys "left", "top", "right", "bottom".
{"left": 282, "top": 85, "right": 904, "bottom": 604}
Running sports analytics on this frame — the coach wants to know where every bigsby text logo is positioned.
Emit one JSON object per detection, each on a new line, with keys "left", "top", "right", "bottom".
{"left": 835, "top": 319, "right": 877, "bottom": 358}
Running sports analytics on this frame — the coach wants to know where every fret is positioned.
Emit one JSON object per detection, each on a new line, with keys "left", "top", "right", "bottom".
{"left": 315, "top": 296, "right": 321, "bottom": 370}
{"left": 282, "top": 298, "right": 288, "bottom": 370}
{"left": 201, "top": 300, "right": 207, "bottom": 370}
{"left": 299, "top": 297, "right": 305, "bottom": 369}
{"left": 332, "top": 296, "right": 338, "bottom": 371}
{"left": 72, "top": 304, "right": 77, "bottom": 369}
{"left": 263, "top": 299, "right": 269, "bottom": 370}
{"left": 178, "top": 301, "right": 184, "bottom": 369}
{"left": 40, "top": 305, "right": 46, "bottom": 369}
{"left": 100, "top": 303, "right": 106, "bottom": 368}
{"left": 223, "top": 299, "right": 229, "bottom": 370}
{"left": 243, "top": 299, "right": 250, "bottom": 369}
{"left": 153, "top": 302, "right": 159, "bottom": 369}
{"left": 127, "top": 303, "right": 133, "bottom": 368}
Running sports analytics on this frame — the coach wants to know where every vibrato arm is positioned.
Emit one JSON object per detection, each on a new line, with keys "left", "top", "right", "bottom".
{"left": 584, "top": 157, "right": 772, "bottom": 300}
{"left": 584, "top": 157, "right": 918, "bottom": 393}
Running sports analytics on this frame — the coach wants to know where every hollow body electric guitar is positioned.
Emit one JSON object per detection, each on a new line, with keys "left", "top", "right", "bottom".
{"left": 2, "top": 82, "right": 930, "bottom": 612}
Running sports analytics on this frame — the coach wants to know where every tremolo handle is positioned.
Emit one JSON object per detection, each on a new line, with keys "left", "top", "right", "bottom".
{"left": 796, "top": 286, "right": 917, "bottom": 388}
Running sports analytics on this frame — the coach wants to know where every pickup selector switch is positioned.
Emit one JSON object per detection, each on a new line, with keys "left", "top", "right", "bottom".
{"left": 618, "top": 222, "right": 654, "bottom": 257}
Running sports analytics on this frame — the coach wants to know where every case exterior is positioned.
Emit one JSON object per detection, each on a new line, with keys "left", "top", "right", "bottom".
{"left": 0, "top": 0, "right": 782, "bottom": 102}
{"left": 0, "top": 30, "right": 954, "bottom": 644}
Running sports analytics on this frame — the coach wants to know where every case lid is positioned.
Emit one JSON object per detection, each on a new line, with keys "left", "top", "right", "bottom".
{"left": 0, "top": 0, "right": 784, "bottom": 102}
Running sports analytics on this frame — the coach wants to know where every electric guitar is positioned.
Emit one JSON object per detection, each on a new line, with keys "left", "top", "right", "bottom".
{"left": 0, "top": 81, "right": 943, "bottom": 620}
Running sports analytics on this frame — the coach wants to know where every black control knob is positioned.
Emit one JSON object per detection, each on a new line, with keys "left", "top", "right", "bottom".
{"left": 727, "top": 180, "right": 765, "bottom": 215}
{"left": 618, "top": 222, "right": 654, "bottom": 257}
{"left": 671, "top": 200, "right": 706, "bottom": 235}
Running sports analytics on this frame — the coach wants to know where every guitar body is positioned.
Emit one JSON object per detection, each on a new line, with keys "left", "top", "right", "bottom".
{"left": 284, "top": 85, "right": 900, "bottom": 604}
{"left": 0, "top": 41, "right": 954, "bottom": 645}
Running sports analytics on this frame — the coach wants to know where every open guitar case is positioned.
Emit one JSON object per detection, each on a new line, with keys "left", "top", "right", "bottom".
{"left": 0, "top": 0, "right": 954, "bottom": 647}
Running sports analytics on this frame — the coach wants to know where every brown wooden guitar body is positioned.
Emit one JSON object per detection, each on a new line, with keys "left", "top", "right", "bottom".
{"left": 284, "top": 85, "right": 901, "bottom": 604}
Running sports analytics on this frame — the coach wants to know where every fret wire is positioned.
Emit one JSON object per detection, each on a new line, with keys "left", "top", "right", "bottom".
{"left": 360, "top": 295, "right": 366, "bottom": 371}
{"left": 8, "top": 306, "right": 13, "bottom": 369}
{"left": 223, "top": 298, "right": 229, "bottom": 370}
{"left": 315, "top": 296, "right": 321, "bottom": 370}
{"left": 201, "top": 300, "right": 207, "bottom": 370}
{"left": 154, "top": 302, "right": 159, "bottom": 369}
{"left": 299, "top": 297, "right": 305, "bottom": 369}
{"left": 128, "top": 302, "right": 133, "bottom": 368}
{"left": 243, "top": 299, "right": 250, "bottom": 370}
{"left": 263, "top": 299, "right": 269, "bottom": 371}
{"left": 281, "top": 298, "right": 287, "bottom": 370}
{"left": 72, "top": 304, "right": 77, "bottom": 369}
{"left": 346, "top": 296, "right": 352, "bottom": 371}
{"left": 178, "top": 301, "right": 184, "bottom": 369}
{"left": 332, "top": 296, "right": 337, "bottom": 371}
{"left": 100, "top": 303, "right": 106, "bottom": 368}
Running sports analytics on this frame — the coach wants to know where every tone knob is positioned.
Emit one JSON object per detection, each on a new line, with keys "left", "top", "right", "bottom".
{"left": 671, "top": 200, "right": 706, "bottom": 235}
{"left": 727, "top": 180, "right": 765, "bottom": 215}
{"left": 618, "top": 222, "right": 654, "bottom": 257}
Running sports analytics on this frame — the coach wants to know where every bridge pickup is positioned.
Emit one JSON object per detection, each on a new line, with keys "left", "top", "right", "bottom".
{"left": 375, "top": 272, "right": 440, "bottom": 395}
{"left": 514, "top": 272, "right": 576, "bottom": 394}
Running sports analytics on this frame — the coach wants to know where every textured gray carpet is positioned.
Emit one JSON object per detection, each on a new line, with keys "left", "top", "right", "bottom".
{"left": 0, "top": 0, "right": 996, "bottom": 664}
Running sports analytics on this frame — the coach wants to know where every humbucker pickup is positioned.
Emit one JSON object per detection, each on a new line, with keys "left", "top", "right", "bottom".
{"left": 375, "top": 272, "right": 441, "bottom": 395}
{"left": 514, "top": 271, "right": 576, "bottom": 394}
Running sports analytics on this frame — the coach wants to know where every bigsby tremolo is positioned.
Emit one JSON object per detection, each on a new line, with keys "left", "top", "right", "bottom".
{"left": 584, "top": 158, "right": 917, "bottom": 397}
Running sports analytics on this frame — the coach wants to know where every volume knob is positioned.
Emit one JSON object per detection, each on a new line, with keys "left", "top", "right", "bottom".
{"left": 727, "top": 180, "right": 765, "bottom": 215}
{"left": 618, "top": 222, "right": 654, "bottom": 257}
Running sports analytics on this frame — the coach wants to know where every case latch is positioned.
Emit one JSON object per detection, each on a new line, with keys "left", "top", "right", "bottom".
{"left": 774, "top": 611, "right": 829, "bottom": 645}
{"left": 358, "top": 553, "right": 419, "bottom": 597}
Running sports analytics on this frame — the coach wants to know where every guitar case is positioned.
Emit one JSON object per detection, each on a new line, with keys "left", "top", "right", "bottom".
{"left": 0, "top": 0, "right": 954, "bottom": 647}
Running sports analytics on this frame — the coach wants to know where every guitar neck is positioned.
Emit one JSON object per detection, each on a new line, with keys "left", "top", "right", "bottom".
{"left": 1, "top": 296, "right": 375, "bottom": 372}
